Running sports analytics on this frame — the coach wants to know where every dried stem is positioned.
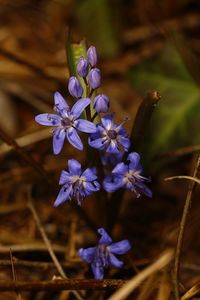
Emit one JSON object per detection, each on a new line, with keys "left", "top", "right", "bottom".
{"left": 165, "top": 175, "right": 200, "bottom": 185}
{"left": 0, "top": 126, "right": 55, "bottom": 187}
{"left": 27, "top": 192, "right": 83, "bottom": 300}
{"left": 0, "top": 279, "right": 126, "bottom": 291}
{"left": 173, "top": 154, "right": 200, "bottom": 300}
{"left": 109, "top": 249, "right": 173, "bottom": 300}
{"left": 10, "top": 249, "right": 22, "bottom": 300}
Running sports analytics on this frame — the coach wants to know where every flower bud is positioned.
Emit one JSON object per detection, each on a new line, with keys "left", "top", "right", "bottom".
{"left": 87, "top": 46, "right": 97, "bottom": 67}
{"left": 68, "top": 76, "right": 83, "bottom": 98}
{"left": 88, "top": 68, "right": 101, "bottom": 90}
{"left": 77, "top": 56, "right": 88, "bottom": 77}
{"left": 94, "top": 94, "right": 109, "bottom": 113}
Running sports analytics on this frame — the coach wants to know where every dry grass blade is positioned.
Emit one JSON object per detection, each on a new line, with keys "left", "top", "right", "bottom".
{"left": 27, "top": 189, "right": 83, "bottom": 300}
{"left": 108, "top": 249, "right": 174, "bottom": 300}
{"left": 137, "top": 273, "right": 157, "bottom": 300}
{"left": 156, "top": 272, "right": 171, "bottom": 300}
{"left": 173, "top": 154, "right": 200, "bottom": 300}
{"left": 165, "top": 176, "right": 200, "bottom": 185}
{"left": 0, "top": 128, "right": 51, "bottom": 155}
{"left": 181, "top": 282, "right": 200, "bottom": 300}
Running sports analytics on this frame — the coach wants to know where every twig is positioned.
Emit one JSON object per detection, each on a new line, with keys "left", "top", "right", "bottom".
{"left": 0, "top": 243, "right": 67, "bottom": 254}
{"left": 0, "top": 125, "right": 55, "bottom": 187}
{"left": 181, "top": 282, "right": 200, "bottom": 300}
{"left": 108, "top": 249, "right": 173, "bottom": 300}
{"left": 173, "top": 154, "right": 200, "bottom": 300}
{"left": 0, "top": 259, "right": 84, "bottom": 269}
{"left": 0, "top": 47, "right": 59, "bottom": 83}
{"left": 122, "top": 13, "right": 200, "bottom": 45}
{"left": 0, "top": 279, "right": 126, "bottom": 291}
{"left": 27, "top": 192, "right": 83, "bottom": 300}
{"left": 165, "top": 176, "right": 200, "bottom": 185}
{"left": 0, "top": 128, "right": 51, "bottom": 155}
{"left": 155, "top": 144, "right": 200, "bottom": 159}
{"left": 10, "top": 249, "right": 22, "bottom": 300}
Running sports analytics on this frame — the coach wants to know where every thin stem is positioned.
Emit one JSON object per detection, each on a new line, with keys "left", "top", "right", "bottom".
{"left": 0, "top": 279, "right": 126, "bottom": 291}
{"left": 173, "top": 154, "right": 200, "bottom": 299}
{"left": 27, "top": 190, "right": 83, "bottom": 300}
{"left": 10, "top": 249, "right": 22, "bottom": 300}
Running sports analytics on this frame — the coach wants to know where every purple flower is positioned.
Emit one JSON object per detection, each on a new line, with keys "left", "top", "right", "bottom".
{"left": 68, "top": 76, "right": 83, "bottom": 98}
{"left": 103, "top": 152, "right": 152, "bottom": 197}
{"left": 87, "top": 46, "right": 97, "bottom": 67}
{"left": 35, "top": 92, "right": 97, "bottom": 154}
{"left": 54, "top": 159, "right": 100, "bottom": 206}
{"left": 88, "top": 114, "right": 130, "bottom": 154}
{"left": 77, "top": 57, "right": 88, "bottom": 77}
{"left": 88, "top": 68, "right": 101, "bottom": 90}
{"left": 94, "top": 94, "right": 110, "bottom": 113}
{"left": 78, "top": 228, "right": 131, "bottom": 279}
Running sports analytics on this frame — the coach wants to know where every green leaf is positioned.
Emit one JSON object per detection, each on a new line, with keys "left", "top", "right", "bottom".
{"left": 128, "top": 44, "right": 200, "bottom": 159}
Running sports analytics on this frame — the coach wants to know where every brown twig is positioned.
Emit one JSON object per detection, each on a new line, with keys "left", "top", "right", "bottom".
{"left": 155, "top": 144, "right": 200, "bottom": 159}
{"left": 0, "top": 259, "right": 84, "bottom": 270}
{"left": 10, "top": 249, "right": 22, "bottom": 300}
{"left": 0, "top": 279, "right": 126, "bottom": 291}
{"left": 0, "top": 126, "right": 55, "bottom": 187}
{"left": 27, "top": 193, "right": 83, "bottom": 300}
{"left": 109, "top": 249, "right": 173, "bottom": 300}
{"left": 172, "top": 154, "right": 200, "bottom": 300}
{"left": 165, "top": 175, "right": 200, "bottom": 185}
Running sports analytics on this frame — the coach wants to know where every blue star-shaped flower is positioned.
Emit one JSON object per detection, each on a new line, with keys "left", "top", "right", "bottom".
{"left": 54, "top": 159, "right": 100, "bottom": 206}
{"left": 35, "top": 92, "right": 97, "bottom": 154}
{"left": 88, "top": 114, "right": 130, "bottom": 154}
{"left": 78, "top": 228, "right": 131, "bottom": 279}
{"left": 103, "top": 152, "right": 152, "bottom": 198}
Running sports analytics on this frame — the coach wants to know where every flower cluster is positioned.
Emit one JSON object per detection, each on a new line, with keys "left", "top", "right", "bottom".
{"left": 35, "top": 45, "right": 152, "bottom": 279}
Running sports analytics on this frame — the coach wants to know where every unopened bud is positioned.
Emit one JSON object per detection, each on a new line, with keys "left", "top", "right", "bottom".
{"left": 68, "top": 76, "right": 83, "bottom": 98}
{"left": 88, "top": 68, "right": 101, "bottom": 90}
{"left": 94, "top": 94, "right": 109, "bottom": 113}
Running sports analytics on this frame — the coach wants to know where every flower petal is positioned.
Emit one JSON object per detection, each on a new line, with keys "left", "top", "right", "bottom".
{"left": 59, "top": 170, "right": 71, "bottom": 185}
{"left": 76, "top": 119, "right": 97, "bottom": 133}
{"left": 109, "top": 240, "right": 131, "bottom": 255}
{"left": 112, "top": 162, "right": 128, "bottom": 175}
{"left": 35, "top": 114, "right": 60, "bottom": 126}
{"left": 78, "top": 247, "right": 96, "bottom": 263}
{"left": 54, "top": 92, "right": 69, "bottom": 110}
{"left": 68, "top": 159, "right": 82, "bottom": 176}
{"left": 127, "top": 152, "right": 140, "bottom": 169}
{"left": 106, "top": 141, "right": 120, "bottom": 154}
{"left": 118, "top": 136, "right": 131, "bottom": 152}
{"left": 109, "top": 253, "right": 124, "bottom": 268}
{"left": 103, "top": 176, "right": 123, "bottom": 192}
{"left": 66, "top": 129, "right": 83, "bottom": 151}
{"left": 98, "top": 228, "right": 112, "bottom": 244}
{"left": 91, "top": 263, "right": 104, "bottom": 279}
{"left": 54, "top": 185, "right": 72, "bottom": 207}
{"left": 101, "top": 114, "right": 114, "bottom": 129}
{"left": 53, "top": 129, "right": 65, "bottom": 154}
{"left": 135, "top": 181, "right": 152, "bottom": 198}
{"left": 85, "top": 181, "right": 101, "bottom": 193}
{"left": 88, "top": 137, "right": 105, "bottom": 150}
{"left": 82, "top": 168, "right": 97, "bottom": 181}
{"left": 71, "top": 98, "right": 91, "bottom": 118}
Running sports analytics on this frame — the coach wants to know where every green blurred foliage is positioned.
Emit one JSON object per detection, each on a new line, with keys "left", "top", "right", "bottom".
{"left": 76, "top": 0, "right": 119, "bottom": 57}
{"left": 128, "top": 44, "right": 200, "bottom": 161}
